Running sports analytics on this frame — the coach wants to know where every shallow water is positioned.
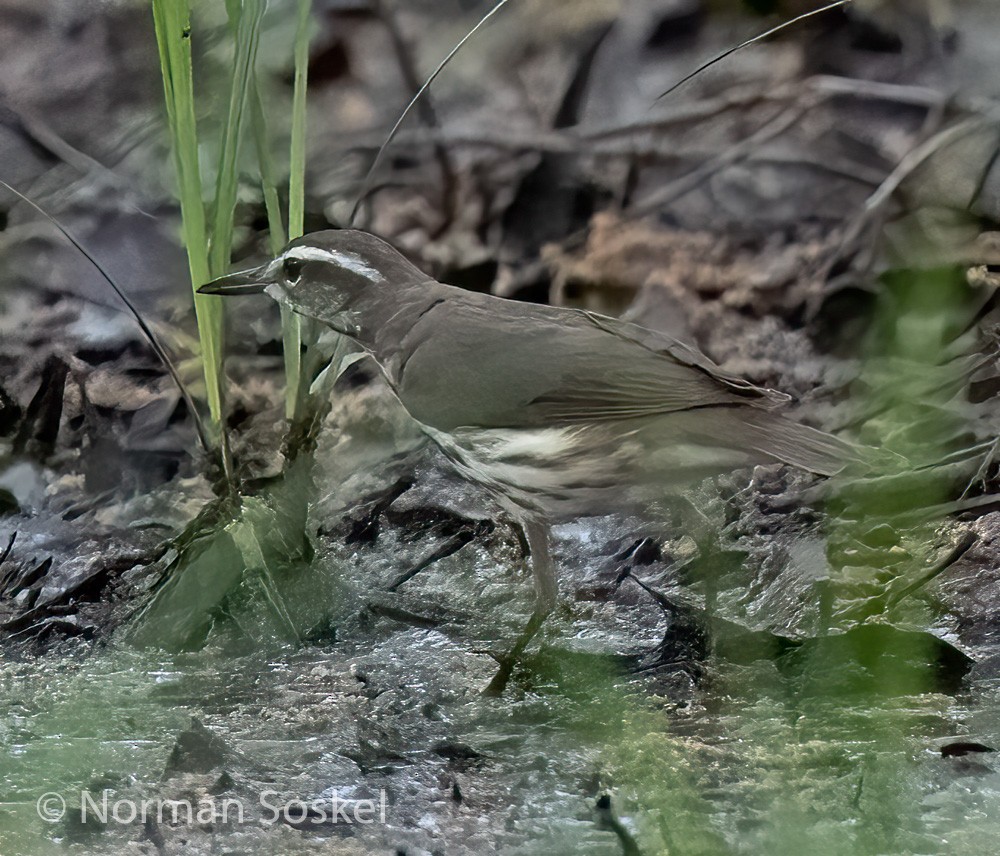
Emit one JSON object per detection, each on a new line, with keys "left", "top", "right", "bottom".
{"left": 0, "top": 647, "right": 197, "bottom": 855}
{"left": 0, "top": 632, "right": 998, "bottom": 855}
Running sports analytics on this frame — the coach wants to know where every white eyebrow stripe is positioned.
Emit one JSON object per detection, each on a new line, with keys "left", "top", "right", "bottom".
{"left": 282, "top": 246, "right": 385, "bottom": 282}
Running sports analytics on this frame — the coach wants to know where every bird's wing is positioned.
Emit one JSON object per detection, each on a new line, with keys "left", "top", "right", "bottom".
{"left": 394, "top": 298, "right": 782, "bottom": 431}
{"left": 581, "top": 311, "right": 791, "bottom": 406}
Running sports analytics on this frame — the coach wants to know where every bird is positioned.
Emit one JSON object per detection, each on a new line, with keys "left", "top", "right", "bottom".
{"left": 199, "top": 229, "right": 853, "bottom": 694}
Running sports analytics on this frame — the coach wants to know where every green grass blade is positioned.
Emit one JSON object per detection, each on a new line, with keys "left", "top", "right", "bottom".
{"left": 280, "top": 313, "right": 304, "bottom": 420}
{"left": 228, "top": 0, "right": 286, "bottom": 256}
{"left": 151, "top": 0, "right": 225, "bottom": 428}
{"left": 283, "top": 0, "right": 313, "bottom": 420}
{"left": 230, "top": 7, "right": 290, "bottom": 444}
{"left": 288, "top": 0, "right": 311, "bottom": 242}
{"left": 249, "top": 81, "right": 287, "bottom": 257}
{"left": 210, "top": 0, "right": 265, "bottom": 278}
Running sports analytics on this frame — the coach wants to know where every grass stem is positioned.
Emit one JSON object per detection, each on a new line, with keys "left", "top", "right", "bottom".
{"left": 283, "top": 0, "right": 313, "bottom": 420}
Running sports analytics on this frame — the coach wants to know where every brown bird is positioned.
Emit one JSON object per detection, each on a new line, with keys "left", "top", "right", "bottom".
{"left": 200, "top": 230, "right": 851, "bottom": 693}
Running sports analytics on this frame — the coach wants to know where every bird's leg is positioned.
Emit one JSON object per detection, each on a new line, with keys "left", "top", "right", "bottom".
{"left": 483, "top": 520, "right": 556, "bottom": 696}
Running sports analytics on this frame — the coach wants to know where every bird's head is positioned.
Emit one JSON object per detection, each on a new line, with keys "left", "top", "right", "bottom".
{"left": 197, "top": 229, "right": 430, "bottom": 334}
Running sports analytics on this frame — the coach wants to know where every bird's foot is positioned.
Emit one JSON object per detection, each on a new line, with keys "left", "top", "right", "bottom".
{"left": 479, "top": 607, "right": 551, "bottom": 696}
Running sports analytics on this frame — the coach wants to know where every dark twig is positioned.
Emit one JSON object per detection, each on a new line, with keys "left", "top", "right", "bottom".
{"left": 340, "top": 82, "right": 784, "bottom": 158}
{"left": 630, "top": 98, "right": 819, "bottom": 217}
{"left": 349, "top": 0, "right": 514, "bottom": 225}
{"left": 821, "top": 117, "right": 995, "bottom": 280}
{"left": 386, "top": 522, "right": 487, "bottom": 592}
{"left": 0, "top": 101, "right": 146, "bottom": 203}
{"left": 886, "top": 531, "right": 978, "bottom": 608}
{"left": 656, "top": 0, "right": 853, "bottom": 102}
{"left": 373, "top": 0, "right": 459, "bottom": 233}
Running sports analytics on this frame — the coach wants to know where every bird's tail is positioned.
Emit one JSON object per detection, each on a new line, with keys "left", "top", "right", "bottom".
{"left": 720, "top": 407, "right": 858, "bottom": 477}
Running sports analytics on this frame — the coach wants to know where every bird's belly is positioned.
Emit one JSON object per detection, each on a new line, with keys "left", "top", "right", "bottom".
{"left": 418, "top": 418, "right": 769, "bottom": 521}
{"left": 419, "top": 423, "right": 625, "bottom": 519}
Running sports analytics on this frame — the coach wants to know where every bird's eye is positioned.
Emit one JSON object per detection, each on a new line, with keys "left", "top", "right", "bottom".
{"left": 283, "top": 256, "right": 304, "bottom": 284}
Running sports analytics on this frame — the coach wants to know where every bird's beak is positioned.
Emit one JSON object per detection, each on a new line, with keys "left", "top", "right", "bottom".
{"left": 197, "top": 263, "right": 273, "bottom": 296}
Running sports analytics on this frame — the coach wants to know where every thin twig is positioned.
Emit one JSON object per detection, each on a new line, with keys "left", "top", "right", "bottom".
{"left": 373, "top": 0, "right": 458, "bottom": 232}
{"left": 806, "top": 74, "right": 1000, "bottom": 118}
{"left": 822, "top": 116, "right": 996, "bottom": 279}
{"left": 0, "top": 103, "right": 132, "bottom": 193}
{"left": 587, "top": 83, "right": 785, "bottom": 140}
{"left": 630, "top": 98, "right": 820, "bottom": 217}
{"left": 343, "top": 73, "right": 1000, "bottom": 160}
{"left": 806, "top": 75, "right": 947, "bottom": 109}
{"left": 886, "top": 531, "right": 978, "bottom": 608}
{"left": 348, "top": 0, "right": 514, "bottom": 226}
{"left": 751, "top": 154, "right": 886, "bottom": 187}
{"left": 959, "top": 436, "right": 1000, "bottom": 500}
{"left": 862, "top": 120, "right": 990, "bottom": 217}
{"left": 657, "top": 0, "right": 853, "bottom": 102}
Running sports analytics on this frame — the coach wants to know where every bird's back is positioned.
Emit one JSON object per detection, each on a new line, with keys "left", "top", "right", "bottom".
{"left": 385, "top": 288, "right": 765, "bottom": 433}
